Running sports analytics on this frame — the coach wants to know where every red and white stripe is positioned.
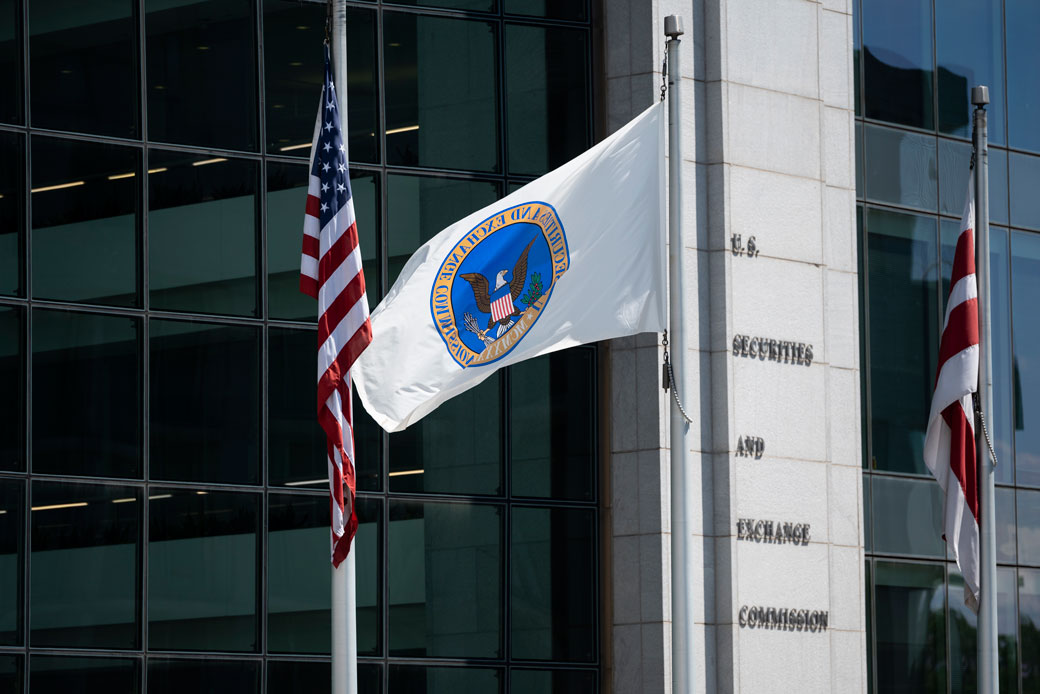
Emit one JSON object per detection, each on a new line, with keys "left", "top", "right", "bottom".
{"left": 490, "top": 293, "right": 514, "bottom": 323}
{"left": 300, "top": 86, "right": 373, "bottom": 568}
{"left": 924, "top": 176, "right": 980, "bottom": 609}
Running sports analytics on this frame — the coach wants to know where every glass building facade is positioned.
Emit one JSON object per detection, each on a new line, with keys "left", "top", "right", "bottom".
{"left": 857, "top": 0, "right": 1040, "bottom": 691}
{"left": 0, "top": 0, "right": 598, "bottom": 691}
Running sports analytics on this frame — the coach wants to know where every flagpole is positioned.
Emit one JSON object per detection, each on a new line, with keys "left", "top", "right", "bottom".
{"left": 331, "top": 2, "right": 359, "bottom": 693}
{"left": 972, "top": 85, "right": 998, "bottom": 694}
{"left": 664, "top": 15, "right": 694, "bottom": 694}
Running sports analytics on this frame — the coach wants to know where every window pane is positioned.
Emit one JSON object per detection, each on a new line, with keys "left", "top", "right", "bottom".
{"left": 269, "top": 327, "right": 380, "bottom": 491}
{"left": 510, "top": 507, "right": 594, "bottom": 662}
{"left": 867, "top": 208, "right": 938, "bottom": 474}
{"left": 942, "top": 223, "right": 1012, "bottom": 484}
{"left": 0, "top": 655, "right": 20, "bottom": 693}
{"left": 268, "top": 494, "right": 380, "bottom": 655}
{"left": 871, "top": 476, "right": 944, "bottom": 557}
{"left": 150, "top": 320, "right": 259, "bottom": 484}
{"left": 149, "top": 152, "right": 257, "bottom": 316}
{"left": 32, "top": 310, "right": 140, "bottom": 478}
{"left": 505, "top": 24, "right": 589, "bottom": 177}
{"left": 853, "top": 0, "right": 861, "bottom": 117}
{"left": 509, "top": 349, "right": 594, "bottom": 500}
{"left": 29, "top": 656, "right": 139, "bottom": 693}
{"left": 990, "top": 148, "right": 1009, "bottom": 226}
{"left": 389, "top": 500, "right": 502, "bottom": 658}
{"left": 1019, "top": 569, "right": 1040, "bottom": 693}
{"left": 383, "top": 13, "right": 499, "bottom": 172}
{"left": 1012, "top": 231, "right": 1040, "bottom": 486}
{"left": 874, "top": 561, "right": 945, "bottom": 694}
{"left": 389, "top": 0, "right": 494, "bottom": 12}
{"left": 263, "top": 3, "right": 378, "bottom": 163}
{"left": 855, "top": 122, "right": 864, "bottom": 198}
{"left": 0, "top": 478, "right": 23, "bottom": 646}
{"left": 267, "top": 164, "right": 379, "bottom": 320}
{"left": 30, "top": 482, "right": 140, "bottom": 648}
{"left": 863, "top": 125, "right": 936, "bottom": 212}
{"left": 504, "top": 0, "right": 586, "bottom": 21}
{"left": 996, "top": 487, "right": 1017, "bottom": 564}
{"left": 948, "top": 566, "right": 1018, "bottom": 694}
{"left": 388, "top": 665, "right": 502, "bottom": 694}
{"left": 386, "top": 174, "right": 500, "bottom": 287}
{"left": 862, "top": 0, "right": 933, "bottom": 130}
{"left": 268, "top": 661, "right": 380, "bottom": 693}
{"left": 510, "top": 669, "right": 597, "bottom": 693}
{"left": 29, "top": 0, "right": 137, "bottom": 137}
{"left": 0, "top": 131, "right": 23, "bottom": 296}
{"left": 938, "top": 143, "right": 1010, "bottom": 227}
{"left": 147, "top": 659, "right": 259, "bottom": 694}
{"left": 1019, "top": 489, "right": 1040, "bottom": 566}
{"left": 31, "top": 136, "right": 139, "bottom": 306}
{"left": 148, "top": 490, "right": 259, "bottom": 652}
{"left": 0, "top": 0, "right": 20, "bottom": 124}
{"left": 1007, "top": 0, "right": 1040, "bottom": 153}
{"left": 936, "top": 0, "right": 1004, "bottom": 143}
{"left": 1010, "top": 152, "right": 1040, "bottom": 231}
{"left": 389, "top": 376, "right": 501, "bottom": 495}
{"left": 146, "top": 0, "right": 257, "bottom": 150}
{"left": 0, "top": 307, "right": 23, "bottom": 471}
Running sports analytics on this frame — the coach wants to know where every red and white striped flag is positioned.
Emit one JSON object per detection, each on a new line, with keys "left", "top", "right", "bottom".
{"left": 924, "top": 174, "right": 980, "bottom": 609}
{"left": 300, "top": 48, "right": 372, "bottom": 567}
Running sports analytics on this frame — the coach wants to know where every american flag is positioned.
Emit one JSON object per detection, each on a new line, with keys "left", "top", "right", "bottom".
{"left": 924, "top": 174, "right": 980, "bottom": 609}
{"left": 300, "top": 47, "right": 372, "bottom": 567}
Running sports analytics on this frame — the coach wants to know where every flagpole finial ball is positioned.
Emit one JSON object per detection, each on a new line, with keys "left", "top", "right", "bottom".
{"left": 664, "top": 15, "right": 684, "bottom": 39}
{"left": 972, "top": 85, "right": 990, "bottom": 107}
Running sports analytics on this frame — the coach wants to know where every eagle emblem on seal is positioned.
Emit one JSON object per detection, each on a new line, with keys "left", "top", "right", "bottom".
{"left": 459, "top": 238, "right": 536, "bottom": 341}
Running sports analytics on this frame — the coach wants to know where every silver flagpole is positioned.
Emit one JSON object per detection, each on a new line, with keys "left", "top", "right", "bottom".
{"left": 331, "top": 2, "right": 359, "bottom": 693}
{"left": 972, "top": 85, "right": 998, "bottom": 694}
{"left": 665, "top": 15, "right": 694, "bottom": 694}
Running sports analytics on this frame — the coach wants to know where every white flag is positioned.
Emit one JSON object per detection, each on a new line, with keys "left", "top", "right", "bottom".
{"left": 354, "top": 102, "right": 666, "bottom": 432}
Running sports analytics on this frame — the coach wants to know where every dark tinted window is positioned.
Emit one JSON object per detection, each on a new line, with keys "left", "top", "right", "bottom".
{"left": 0, "top": 131, "right": 24, "bottom": 297}
{"left": 29, "top": 656, "right": 139, "bottom": 694}
{"left": 0, "top": 307, "right": 23, "bottom": 472}
{"left": 29, "top": 0, "right": 137, "bottom": 137}
{"left": 388, "top": 665, "right": 502, "bottom": 693}
{"left": 31, "top": 137, "right": 139, "bottom": 307}
{"left": 147, "top": 659, "right": 259, "bottom": 694}
{"left": 383, "top": 13, "right": 499, "bottom": 172}
{"left": 388, "top": 500, "right": 502, "bottom": 658}
{"left": 268, "top": 494, "right": 380, "bottom": 655}
{"left": 146, "top": 0, "right": 257, "bottom": 150}
{"left": 32, "top": 310, "right": 140, "bottom": 478}
{"left": 510, "top": 507, "right": 595, "bottom": 661}
{"left": 148, "top": 490, "right": 259, "bottom": 652}
{"left": 866, "top": 208, "right": 938, "bottom": 474}
{"left": 30, "top": 482, "right": 140, "bottom": 648}
{"left": 150, "top": 320, "right": 260, "bottom": 484}
{"left": 935, "top": 0, "right": 1004, "bottom": 143}
{"left": 505, "top": 24, "right": 589, "bottom": 176}
{"left": 0, "top": 478, "right": 23, "bottom": 646}
{"left": 862, "top": 0, "right": 933, "bottom": 130}
{"left": 0, "top": 0, "right": 20, "bottom": 125}
{"left": 148, "top": 152, "right": 257, "bottom": 316}
{"left": 263, "top": 2, "right": 378, "bottom": 163}
{"left": 509, "top": 349, "right": 595, "bottom": 500}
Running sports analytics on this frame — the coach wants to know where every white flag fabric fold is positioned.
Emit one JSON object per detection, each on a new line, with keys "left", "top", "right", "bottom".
{"left": 923, "top": 174, "right": 980, "bottom": 610}
{"left": 354, "top": 102, "right": 666, "bottom": 432}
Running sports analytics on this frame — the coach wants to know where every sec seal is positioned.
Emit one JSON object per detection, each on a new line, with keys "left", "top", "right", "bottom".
{"left": 430, "top": 202, "right": 569, "bottom": 368}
